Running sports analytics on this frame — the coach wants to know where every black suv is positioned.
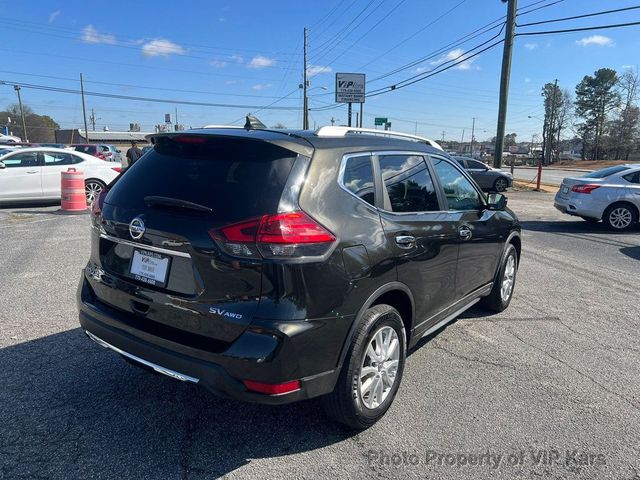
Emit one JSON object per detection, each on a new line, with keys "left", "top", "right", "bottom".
{"left": 78, "top": 126, "right": 521, "bottom": 429}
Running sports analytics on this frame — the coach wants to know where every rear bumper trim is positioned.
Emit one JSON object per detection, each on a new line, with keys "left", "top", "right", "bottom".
{"left": 99, "top": 232, "right": 191, "bottom": 258}
{"left": 85, "top": 329, "right": 200, "bottom": 384}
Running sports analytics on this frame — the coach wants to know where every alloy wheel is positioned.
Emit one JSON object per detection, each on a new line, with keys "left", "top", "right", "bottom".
{"left": 358, "top": 326, "right": 400, "bottom": 409}
{"left": 609, "top": 207, "right": 633, "bottom": 229}
{"left": 501, "top": 254, "right": 516, "bottom": 302}
{"left": 85, "top": 181, "right": 103, "bottom": 204}
{"left": 495, "top": 178, "right": 508, "bottom": 192}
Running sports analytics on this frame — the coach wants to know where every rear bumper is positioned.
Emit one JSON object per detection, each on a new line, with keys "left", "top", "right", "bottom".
{"left": 77, "top": 273, "right": 345, "bottom": 405}
{"left": 554, "top": 194, "right": 603, "bottom": 219}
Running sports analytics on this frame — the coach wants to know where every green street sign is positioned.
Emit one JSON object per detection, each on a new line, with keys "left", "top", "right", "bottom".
{"left": 374, "top": 117, "right": 387, "bottom": 126}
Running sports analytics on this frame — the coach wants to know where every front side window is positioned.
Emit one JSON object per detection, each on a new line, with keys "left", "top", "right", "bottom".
{"left": 467, "top": 159, "right": 487, "bottom": 170}
{"left": 432, "top": 157, "right": 482, "bottom": 211}
{"left": 379, "top": 154, "right": 439, "bottom": 212}
{"left": 342, "top": 155, "right": 375, "bottom": 206}
{"left": 2, "top": 152, "right": 39, "bottom": 168}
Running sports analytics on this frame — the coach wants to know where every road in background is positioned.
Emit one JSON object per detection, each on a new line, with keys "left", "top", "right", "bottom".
{"left": 512, "top": 167, "right": 590, "bottom": 186}
{"left": 1, "top": 194, "right": 639, "bottom": 479}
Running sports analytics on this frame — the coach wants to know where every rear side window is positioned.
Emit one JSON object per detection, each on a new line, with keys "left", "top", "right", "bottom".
{"left": 342, "top": 155, "right": 375, "bottom": 206}
{"left": 42, "top": 152, "right": 81, "bottom": 166}
{"left": 379, "top": 154, "right": 439, "bottom": 212}
{"left": 467, "top": 160, "right": 487, "bottom": 170}
{"left": 74, "top": 145, "right": 96, "bottom": 155}
{"left": 106, "top": 136, "right": 297, "bottom": 222}
{"left": 623, "top": 171, "right": 640, "bottom": 184}
{"left": 583, "top": 165, "right": 630, "bottom": 178}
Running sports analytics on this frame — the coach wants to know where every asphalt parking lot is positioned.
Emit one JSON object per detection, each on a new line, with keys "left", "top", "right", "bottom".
{"left": 1, "top": 191, "right": 639, "bottom": 480}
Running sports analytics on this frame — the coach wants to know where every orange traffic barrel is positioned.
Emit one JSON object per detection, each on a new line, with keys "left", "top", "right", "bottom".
{"left": 61, "top": 168, "right": 88, "bottom": 212}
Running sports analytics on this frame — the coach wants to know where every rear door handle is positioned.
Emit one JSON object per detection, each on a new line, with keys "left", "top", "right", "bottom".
{"left": 395, "top": 235, "right": 416, "bottom": 249}
{"left": 26, "top": 170, "right": 38, "bottom": 174}
{"left": 459, "top": 226, "right": 473, "bottom": 241}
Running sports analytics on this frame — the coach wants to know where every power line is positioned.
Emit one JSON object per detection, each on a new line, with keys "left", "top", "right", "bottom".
{"left": 517, "top": 5, "right": 640, "bottom": 27}
{"left": 355, "top": 0, "right": 469, "bottom": 71}
{"left": 0, "top": 80, "right": 302, "bottom": 111}
{"left": 320, "top": 0, "right": 410, "bottom": 71}
{"left": 515, "top": 20, "right": 640, "bottom": 36}
{"left": 0, "top": 70, "right": 301, "bottom": 100}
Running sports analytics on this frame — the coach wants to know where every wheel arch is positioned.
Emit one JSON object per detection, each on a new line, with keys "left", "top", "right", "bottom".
{"left": 606, "top": 200, "right": 639, "bottom": 218}
{"left": 336, "top": 282, "right": 415, "bottom": 369}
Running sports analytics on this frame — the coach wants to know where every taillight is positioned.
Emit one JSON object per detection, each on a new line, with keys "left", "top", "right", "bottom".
{"left": 111, "top": 167, "right": 122, "bottom": 173}
{"left": 243, "top": 379, "right": 301, "bottom": 395}
{"left": 91, "top": 188, "right": 108, "bottom": 225}
{"left": 208, "top": 211, "right": 335, "bottom": 260}
{"left": 571, "top": 184, "right": 601, "bottom": 194}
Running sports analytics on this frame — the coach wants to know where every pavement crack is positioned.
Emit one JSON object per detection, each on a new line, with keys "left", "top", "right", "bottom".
{"left": 433, "top": 344, "right": 515, "bottom": 370}
{"left": 503, "top": 325, "right": 640, "bottom": 413}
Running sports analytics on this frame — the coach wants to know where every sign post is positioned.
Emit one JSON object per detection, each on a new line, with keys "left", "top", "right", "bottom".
{"left": 335, "top": 73, "right": 365, "bottom": 128}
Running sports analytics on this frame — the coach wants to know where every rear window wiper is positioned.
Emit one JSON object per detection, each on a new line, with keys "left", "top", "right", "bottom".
{"left": 144, "top": 196, "right": 213, "bottom": 213}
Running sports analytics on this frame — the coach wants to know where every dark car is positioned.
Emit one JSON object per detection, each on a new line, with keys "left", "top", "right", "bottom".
{"left": 78, "top": 126, "right": 521, "bottom": 429}
{"left": 72, "top": 143, "right": 121, "bottom": 163}
{"left": 454, "top": 156, "right": 513, "bottom": 192}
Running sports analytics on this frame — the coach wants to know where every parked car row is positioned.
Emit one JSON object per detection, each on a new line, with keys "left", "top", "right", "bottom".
{"left": 0, "top": 141, "right": 126, "bottom": 165}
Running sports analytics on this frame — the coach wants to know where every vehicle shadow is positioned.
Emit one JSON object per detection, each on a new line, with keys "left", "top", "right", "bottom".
{"left": 0, "top": 329, "right": 354, "bottom": 479}
{"left": 520, "top": 219, "right": 640, "bottom": 234}
{"left": 620, "top": 246, "right": 640, "bottom": 261}
{"left": 0, "top": 200, "right": 60, "bottom": 210}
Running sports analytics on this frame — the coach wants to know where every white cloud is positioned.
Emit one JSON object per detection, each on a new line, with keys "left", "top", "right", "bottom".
{"left": 48, "top": 10, "right": 60, "bottom": 24}
{"left": 248, "top": 55, "right": 276, "bottom": 68}
{"left": 251, "top": 83, "right": 272, "bottom": 91}
{"left": 307, "top": 64, "right": 332, "bottom": 77}
{"left": 230, "top": 55, "right": 244, "bottom": 64}
{"left": 413, "top": 66, "right": 428, "bottom": 74}
{"left": 430, "top": 48, "right": 475, "bottom": 70}
{"left": 524, "top": 42, "right": 538, "bottom": 50}
{"left": 622, "top": 64, "right": 635, "bottom": 70}
{"left": 225, "top": 79, "right": 239, "bottom": 85}
{"left": 524, "top": 77, "right": 531, "bottom": 83}
{"left": 81, "top": 25, "right": 116, "bottom": 45}
{"left": 218, "top": 17, "right": 226, "bottom": 22}
{"left": 209, "top": 59, "right": 227, "bottom": 68}
{"left": 141, "top": 39, "right": 186, "bottom": 57}
{"left": 576, "top": 35, "right": 615, "bottom": 47}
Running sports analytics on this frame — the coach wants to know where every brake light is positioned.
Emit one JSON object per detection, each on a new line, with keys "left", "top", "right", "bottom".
{"left": 571, "top": 184, "right": 601, "bottom": 194}
{"left": 173, "top": 136, "right": 206, "bottom": 144}
{"left": 91, "top": 187, "right": 108, "bottom": 220}
{"left": 111, "top": 167, "right": 122, "bottom": 173}
{"left": 208, "top": 211, "right": 335, "bottom": 259}
{"left": 243, "top": 379, "right": 301, "bottom": 395}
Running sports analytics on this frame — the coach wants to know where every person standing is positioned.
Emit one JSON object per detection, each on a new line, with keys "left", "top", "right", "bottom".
{"left": 126, "top": 141, "right": 143, "bottom": 167}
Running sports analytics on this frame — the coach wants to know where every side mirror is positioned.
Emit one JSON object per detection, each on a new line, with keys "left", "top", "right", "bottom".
{"left": 0, "top": 161, "right": 5, "bottom": 169}
{"left": 486, "top": 193, "right": 507, "bottom": 211}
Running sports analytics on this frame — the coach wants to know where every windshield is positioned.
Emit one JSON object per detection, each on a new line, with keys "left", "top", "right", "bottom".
{"left": 582, "top": 165, "right": 630, "bottom": 178}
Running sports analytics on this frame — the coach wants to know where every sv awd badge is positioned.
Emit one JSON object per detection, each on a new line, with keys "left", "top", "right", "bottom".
{"left": 209, "top": 307, "right": 243, "bottom": 320}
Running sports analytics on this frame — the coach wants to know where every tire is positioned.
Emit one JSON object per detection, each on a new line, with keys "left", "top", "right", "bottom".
{"left": 322, "top": 304, "right": 406, "bottom": 430}
{"left": 602, "top": 203, "right": 637, "bottom": 231}
{"left": 480, "top": 244, "right": 518, "bottom": 313}
{"left": 580, "top": 216, "right": 599, "bottom": 223}
{"left": 494, "top": 177, "right": 508, "bottom": 192}
{"left": 85, "top": 179, "right": 105, "bottom": 204}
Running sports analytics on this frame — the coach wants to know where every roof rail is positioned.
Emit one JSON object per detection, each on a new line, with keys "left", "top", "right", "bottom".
{"left": 314, "top": 126, "right": 444, "bottom": 151}
{"left": 202, "top": 125, "right": 246, "bottom": 129}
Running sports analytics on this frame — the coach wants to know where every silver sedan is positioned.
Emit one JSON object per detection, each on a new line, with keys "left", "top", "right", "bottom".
{"left": 554, "top": 164, "right": 640, "bottom": 230}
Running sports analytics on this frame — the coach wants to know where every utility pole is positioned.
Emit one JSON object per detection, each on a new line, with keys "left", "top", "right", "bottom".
{"left": 471, "top": 117, "right": 476, "bottom": 157}
{"left": 355, "top": 112, "right": 359, "bottom": 128}
{"left": 13, "top": 85, "right": 28, "bottom": 142}
{"left": 80, "top": 73, "right": 90, "bottom": 143}
{"left": 359, "top": 103, "right": 363, "bottom": 128}
{"left": 493, "top": 0, "right": 517, "bottom": 168}
{"left": 441, "top": 131, "right": 446, "bottom": 142}
{"left": 90, "top": 108, "right": 97, "bottom": 130}
{"left": 415, "top": 121, "right": 418, "bottom": 135}
{"left": 302, "top": 27, "right": 309, "bottom": 130}
{"left": 330, "top": 117, "right": 336, "bottom": 126}
{"left": 347, "top": 103, "right": 352, "bottom": 127}
{"left": 460, "top": 129, "right": 465, "bottom": 152}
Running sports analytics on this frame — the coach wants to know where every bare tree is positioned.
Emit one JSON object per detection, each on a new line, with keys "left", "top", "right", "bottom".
{"left": 612, "top": 69, "right": 639, "bottom": 159}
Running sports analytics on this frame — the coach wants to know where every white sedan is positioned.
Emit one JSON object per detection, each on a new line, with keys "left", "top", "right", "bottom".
{"left": 0, "top": 147, "right": 121, "bottom": 204}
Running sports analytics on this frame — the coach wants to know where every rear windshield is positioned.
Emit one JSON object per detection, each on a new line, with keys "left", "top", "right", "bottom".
{"left": 74, "top": 145, "right": 96, "bottom": 154}
{"left": 105, "top": 136, "right": 297, "bottom": 221}
{"left": 582, "top": 165, "right": 630, "bottom": 178}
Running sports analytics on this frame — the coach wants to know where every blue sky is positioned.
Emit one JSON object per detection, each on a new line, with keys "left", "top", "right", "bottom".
{"left": 1, "top": 0, "right": 639, "bottom": 142}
